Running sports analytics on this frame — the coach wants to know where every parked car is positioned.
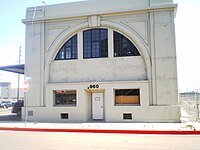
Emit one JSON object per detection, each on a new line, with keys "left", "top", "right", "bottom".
{"left": 0, "top": 101, "right": 12, "bottom": 108}
{"left": 12, "top": 101, "right": 24, "bottom": 116}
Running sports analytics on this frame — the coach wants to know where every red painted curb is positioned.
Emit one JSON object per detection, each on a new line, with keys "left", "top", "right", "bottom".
{"left": 0, "top": 127, "right": 200, "bottom": 134}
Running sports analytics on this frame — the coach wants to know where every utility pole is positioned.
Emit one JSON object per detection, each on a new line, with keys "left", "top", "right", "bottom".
{"left": 17, "top": 46, "right": 21, "bottom": 101}
{"left": 0, "top": 74, "right": 1, "bottom": 100}
{"left": 196, "top": 89, "right": 200, "bottom": 121}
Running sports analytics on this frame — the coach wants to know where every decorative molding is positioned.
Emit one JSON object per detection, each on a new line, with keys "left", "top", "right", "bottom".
{"left": 45, "top": 22, "right": 88, "bottom": 83}
{"left": 121, "top": 19, "right": 149, "bottom": 45}
{"left": 26, "top": 6, "right": 44, "bottom": 19}
{"left": 88, "top": 15, "right": 101, "bottom": 27}
{"left": 150, "top": 0, "right": 173, "bottom": 6}
{"left": 45, "top": 25, "right": 70, "bottom": 52}
{"left": 45, "top": 21, "right": 151, "bottom": 86}
{"left": 46, "top": 24, "right": 70, "bottom": 30}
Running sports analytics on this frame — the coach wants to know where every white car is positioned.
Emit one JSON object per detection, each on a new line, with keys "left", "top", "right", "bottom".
{"left": 0, "top": 101, "right": 12, "bottom": 108}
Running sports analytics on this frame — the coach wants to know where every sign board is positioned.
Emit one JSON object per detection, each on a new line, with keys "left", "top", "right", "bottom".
{"left": 23, "top": 80, "right": 29, "bottom": 92}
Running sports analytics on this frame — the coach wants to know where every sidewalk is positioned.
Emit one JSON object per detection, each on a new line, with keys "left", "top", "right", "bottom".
{"left": 0, "top": 121, "right": 200, "bottom": 134}
{"left": 0, "top": 108, "right": 200, "bottom": 134}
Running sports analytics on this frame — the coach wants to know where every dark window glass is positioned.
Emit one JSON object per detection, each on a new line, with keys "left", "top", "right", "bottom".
{"left": 115, "top": 89, "right": 140, "bottom": 96}
{"left": 55, "top": 34, "right": 77, "bottom": 60}
{"left": 83, "top": 29, "right": 108, "bottom": 58}
{"left": 55, "top": 90, "right": 76, "bottom": 106}
{"left": 61, "top": 113, "right": 69, "bottom": 119}
{"left": 114, "top": 31, "right": 140, "bottom": 57}
{"left": 115, "top": 89, "right": 140, "bottom": 105}
{"left": 123, "top": 113, "right": 132, "bottom": 120}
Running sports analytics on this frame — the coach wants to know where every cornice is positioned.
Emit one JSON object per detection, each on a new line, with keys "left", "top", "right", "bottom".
{"left": 22, "top": 4, "right": 177, "bottom": 24}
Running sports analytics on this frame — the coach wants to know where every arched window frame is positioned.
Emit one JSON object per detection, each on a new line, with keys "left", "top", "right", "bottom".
{"left": 54, "top": 29, "right": 141, "bottom": 61}
{"left": 113, "top": 31, "right": 140, "bottom": 57}
{"left": 55, "top": 34, "right": 78, "bottom": 60}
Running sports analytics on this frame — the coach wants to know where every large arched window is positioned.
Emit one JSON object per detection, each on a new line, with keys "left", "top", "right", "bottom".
{"left": 114, "top": 31, "right": 140, "bottom": 57}
{"left": 83, "top": 29, "right": 108, "bottom": 58}
{"left": 54, "top": 29, "right": 141, "bottom": 60}
{"left": 55, "top": 34, "right": 77, "bottom": 60}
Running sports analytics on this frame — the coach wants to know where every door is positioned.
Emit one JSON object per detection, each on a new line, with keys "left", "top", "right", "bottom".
{"left": 92, "top": 93, "right": 104, "bottom": 120}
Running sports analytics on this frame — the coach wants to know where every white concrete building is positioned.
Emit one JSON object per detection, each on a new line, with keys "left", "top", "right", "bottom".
{"left": 0, "top": 82, "right": 11, "bottom": 99}
{"left": 22, "top": 0, "right": 180, "bottom": 123}
{"left": 0, "top": 82, "right": 24, "bottom": 101}
{"left": 10, "top": 88, "right": 24, "bottom": 100}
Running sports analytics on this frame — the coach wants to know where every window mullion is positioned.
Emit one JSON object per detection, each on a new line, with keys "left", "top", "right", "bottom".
{"left": 78, "top": 32, "right": 83, "bottom": 59}
{"left": 64, "top": 45, "right": 67, "bottom": 59}
{"left": 71, "top": 39, "right": 73, "bottom": 58}
{"left": 99, "top": 30, "right": 101, "bottom": 57}
{"left": 90, "top": 31, "right": 93, "bottom": 58}
{"left": 120, "top": 34, "right": 122, "bottom": 56}
{"left": 108, "top": 29, "right": 113, "bottom": 58}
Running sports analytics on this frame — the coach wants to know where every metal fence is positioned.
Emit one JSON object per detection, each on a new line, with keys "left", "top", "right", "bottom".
{"left": 179, "top": 92, "right": 200, "bottom": 122}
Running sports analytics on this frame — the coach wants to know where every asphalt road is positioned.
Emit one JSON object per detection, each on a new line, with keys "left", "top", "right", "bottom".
{"left": 0, "top": 108, "right": 21, "bottom": 121}
{"left": 0, "top": 131, "right": 200, "bottom": 150}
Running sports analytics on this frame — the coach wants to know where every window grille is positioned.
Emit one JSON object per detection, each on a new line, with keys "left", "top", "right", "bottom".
{"left": 55, "top": 34, "right": 77, "bottom": 60}
{"left": 114, "top": 31, "right": 140, "bottom": 57}
{"left": 83, "top": 29, "right": 108, "bottom": 58}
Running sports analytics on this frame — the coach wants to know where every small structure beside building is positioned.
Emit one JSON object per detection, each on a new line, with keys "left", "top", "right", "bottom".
{"left": 22, "top": 0, "right": 180, "bottom": 123}
{"left": 0, "top": 82, "right": 11, "bottom": 99}
{"left": 0, "top": 82, "right": 24, "bottom": 102}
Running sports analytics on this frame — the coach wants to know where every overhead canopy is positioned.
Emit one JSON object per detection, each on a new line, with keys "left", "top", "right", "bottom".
{"left": 0, "top": 64, "right": 24, "bottom": 74}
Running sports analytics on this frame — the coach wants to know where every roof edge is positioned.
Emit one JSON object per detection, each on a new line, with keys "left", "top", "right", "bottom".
{"left": 22, "top": 4, "right": 177, "bottom": 24}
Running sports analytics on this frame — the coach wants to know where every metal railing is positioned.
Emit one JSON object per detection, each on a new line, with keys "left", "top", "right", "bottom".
{"left": 179, "top": 92, "right": 200, "bottom": 122}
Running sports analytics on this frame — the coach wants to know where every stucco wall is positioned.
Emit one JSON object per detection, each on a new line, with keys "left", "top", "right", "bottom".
{"left": 22, "top": 81, "right": 180, "bottom": 123}
{"left": 22, "top": 0, "right": 180, "bottom": 122}
{"left": 50, "top": 57, "right": 147, "bottom": 83}
{"left": 153, "top": 11, "right": 178, "bottom": 105}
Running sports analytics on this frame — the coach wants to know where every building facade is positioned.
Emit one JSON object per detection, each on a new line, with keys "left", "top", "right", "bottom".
{"left": 0, "top": 82, "right": 24, "bottom": 101}
{"left": 22, "top": 0, "right": 180, "bottom": 123}
{"left": 0, "top": 82, "right": 11, "bottom": 99}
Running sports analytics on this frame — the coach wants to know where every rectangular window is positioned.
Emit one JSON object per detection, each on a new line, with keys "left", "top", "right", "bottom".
{"left": 83, "top": 29, "right": 108, "bottom": 58}
{"left": 115, "top": 89, "right": 140, "bottom": 105}
{"left": 54, "top": 90, "right": 77, "bottom": 106}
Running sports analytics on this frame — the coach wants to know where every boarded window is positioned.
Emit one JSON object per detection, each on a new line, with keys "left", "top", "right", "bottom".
{"left": 115, "top": 89, "right": 140, "bottom": 105}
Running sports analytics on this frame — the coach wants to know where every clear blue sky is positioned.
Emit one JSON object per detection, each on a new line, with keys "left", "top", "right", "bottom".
{"left": 0, "top": 0, "right": 200, "bottom": 92}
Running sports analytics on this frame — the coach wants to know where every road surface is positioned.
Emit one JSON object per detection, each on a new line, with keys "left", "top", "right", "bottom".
{"left": 0, "top": 108, "right": 21, "bottom": 121}
{"left": 1, "top": 131, "right": 200, "bottom": 150}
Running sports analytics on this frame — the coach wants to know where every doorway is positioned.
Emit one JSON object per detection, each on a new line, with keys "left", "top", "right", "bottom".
{"left": 92, "top": 93, "right": 104, "bottom": 120}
